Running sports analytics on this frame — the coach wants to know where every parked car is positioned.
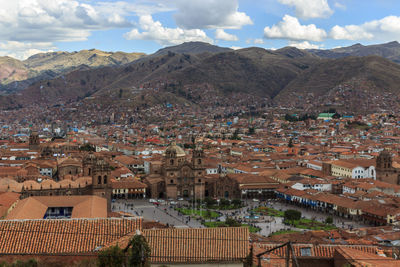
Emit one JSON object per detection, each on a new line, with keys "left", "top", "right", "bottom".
{"left": 170, "top": 201, "right": 178, "bottom": 205}
{"left": 149, "top": 199, "right": 157, "bottom": 203}
{"left": 253, "top": 198, "right": 260, "bottom": 202}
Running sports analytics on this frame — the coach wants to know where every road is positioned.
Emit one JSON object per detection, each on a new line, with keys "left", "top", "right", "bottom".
{"left": 112, "top": 199, "right": 203, "bottom": 228}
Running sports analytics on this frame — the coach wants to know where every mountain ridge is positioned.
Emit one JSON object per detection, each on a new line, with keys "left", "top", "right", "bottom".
{"left": 2, "top": 41, "right": 400, "bottom": 114}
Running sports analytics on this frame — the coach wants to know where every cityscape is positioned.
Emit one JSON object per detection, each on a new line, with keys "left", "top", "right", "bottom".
{"left": 1, "top": 0, "right": 400, "bottom": 266}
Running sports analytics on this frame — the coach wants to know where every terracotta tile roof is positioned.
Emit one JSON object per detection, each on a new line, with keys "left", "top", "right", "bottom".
{"left": 111, "top": 178, "right": 147, "bottom": 190}
{"left": 334, "top": 246, "right": 400, "bottom": 267}
{"left": 228, "top": 173, "right": 278, "bottom": 185}
{"left": 256, "top": 243, "right": 379, "bottom": 258}
{"left": 6, "top": 195, "right": 108, "bottom": 219}
{"left": 0, "top": 192, "right": 20, "bottom": 217}
{"left": 0, "top": 217, "right": 142, "bottom": 254}
{"left": 143, "top": 227, "right": 249, "bottom": 263}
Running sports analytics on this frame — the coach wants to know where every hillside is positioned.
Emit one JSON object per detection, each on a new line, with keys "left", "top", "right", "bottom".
{"left": 4, "top": 42, "right": 400, "bottom": 114}
{"left": 151, "top": 42, "right": 232, "bottom": 57}
{"left": 15, "top": 46, "right": 319, "bottom": 107}
{"left": 308, "top": 41, "right": 400, "bottom": 63}
{"left": 0, "top": 57, "right": 29, "bottom": 85}
{"left": 0, "top": 49, "right": 146, "bottom": 94}
{"left": 24, "top": 49, "right": 145, "bottom": 72}
{"left": 274, "top": 55, "right": 400, "bottom": 113}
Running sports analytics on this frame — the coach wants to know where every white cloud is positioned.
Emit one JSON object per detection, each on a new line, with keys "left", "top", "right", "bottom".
{"left": 330, "top": 25, "right": 373, "bottom": 40}
{"left": 174, "top": 0, "right": 252, "bottom": 29}
{"left": 124, "top": 15, "right": 213, "bottom": 46}
{"left": 330, "top": 16, "right": 400, "bottom": 41}
{"left": 263, "top": 15, "right": 327, "bottom": 42}
{"left": 0, "top": 0, "right": 148, "bottom": 59}
{"left": 278, "top": 0, "right": 333, "bottom": 19}
{"left": 288, "top": 41, "right": 321, "bottom": 49}
{"left": 0, "top": 0, "right": 134, "bottom": 43}
{"left": 334, "top": 2, "right": 346, "bottom": 10}
{"left": 215, "top": 29, "right": 238, "bottom": 41}
{"left": 0, "top": 41, "right": 55, "bottom": 60}
{"left": 245, "top": 38, "right": 265, "bottom": 45}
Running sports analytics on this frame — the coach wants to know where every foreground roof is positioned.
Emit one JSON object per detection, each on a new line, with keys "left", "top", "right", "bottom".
{"left": 0, "top": 217, "right": 142, "bottom": 254}
{"left": 144, "top": 227, "right": 249, "bottom": 263}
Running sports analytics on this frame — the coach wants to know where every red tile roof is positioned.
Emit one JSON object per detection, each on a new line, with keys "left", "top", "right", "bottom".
{"left": 0, "top": 217, "right": 142, "bottom": 254}
{"left": 144, "top": 227, "right": 249, "bottom": 263}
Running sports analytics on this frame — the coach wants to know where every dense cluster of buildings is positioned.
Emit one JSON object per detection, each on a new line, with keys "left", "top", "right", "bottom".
{"left": 1, "top": 110, "right": 400, "bottom": 265}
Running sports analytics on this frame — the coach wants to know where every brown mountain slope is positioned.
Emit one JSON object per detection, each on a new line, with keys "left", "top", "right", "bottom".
{"left": 274, "top": 55, "right": 400, "bottom": 113}
{"left": 24, "top": 49, "right": 145, "bottom": 72}
{"left": 277, "top": 55, "right": 400, "bottom": 97}
{"left": 17, "top": 46, "right": 320, "bottom": 107}
{"left": 0, "top": 57, "right": 29, "bottom": 85}
{"left": 0, "top": 49, "right": 146, "bottom": 94}
{"left": 308, "top": 41, "right": 400, "bottom": 63}
{"left": 8, "top": 44, "right": 400, "bottom": 115}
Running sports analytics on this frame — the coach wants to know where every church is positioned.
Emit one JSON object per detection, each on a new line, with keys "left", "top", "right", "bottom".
{"left": 376, "top": 150, "right": 400, "bottom": 185}
{"left": 144, "top": 142, "right": 206, "bottom": 199}
{"left": 21, "top": 153, "right": 113, "bottom": 212}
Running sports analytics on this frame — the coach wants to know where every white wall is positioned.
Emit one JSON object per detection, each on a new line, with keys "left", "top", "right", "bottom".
{"left": 352, "top": 166, "right": 376, "bottom": 179}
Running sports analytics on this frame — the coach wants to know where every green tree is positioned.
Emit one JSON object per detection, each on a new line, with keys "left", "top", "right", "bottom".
{"left": 79, "top": 143, "right": 96, "bottom": 152}
{"left": 231, "top": 199, "right": 242, "bottom": 207}
{"left": 231, "top": 129, "right": 241, "bottom": 140}
{"left": 225, "top": 217, "right": 241, "bottom": 227}
{"left": 98, "top": 245, "right": 125, "bottom": 267}
{"left": 325, "top": 216, "right": 333, "bottom": 224}
{"left": 219, "top": 198, "right": 230, "bottom": 207}
{"left": 204, "top": 209, "right": 212, "bottom": 220}
{"left": 248, "top": 127, "right": 255, "bottom": 135}
{"left": 126, "top": 233, "right": 151, "bottom": 267}
{"left": 288, "top": 138, "right": 294, "bottom": 148}
{"left": 284, "top": 210, "right": 301, "bottom": 225}
{"left": 204, "top": 197, "right": 217, "bottom": 208}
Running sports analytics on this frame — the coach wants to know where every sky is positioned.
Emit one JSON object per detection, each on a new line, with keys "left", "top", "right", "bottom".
{"left": 1, "top": 0, "right": 400, "bottom": 59}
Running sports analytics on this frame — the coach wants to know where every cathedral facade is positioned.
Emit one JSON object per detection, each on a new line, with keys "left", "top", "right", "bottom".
{"left": 145, "top": 142, "right": 206, "bottom": 199}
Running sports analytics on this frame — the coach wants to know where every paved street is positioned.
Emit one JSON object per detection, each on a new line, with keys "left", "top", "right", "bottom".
{"left": 112, "top": 199, "right": 203, "bottom": 228}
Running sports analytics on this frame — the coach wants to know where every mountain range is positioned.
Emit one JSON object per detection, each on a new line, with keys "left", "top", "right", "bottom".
{"left": 0, "top": 49, "right": 145, "bottom": 94}
{"left": 2, "top": 41, "right": 400, "bottom": 114}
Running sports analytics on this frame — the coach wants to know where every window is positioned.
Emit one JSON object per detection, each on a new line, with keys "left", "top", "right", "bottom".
{"left": 170, "top": 179, "right": 174, "bottom": 184}
{"left": 300, "top": 247, "right": 312, "bottom": 256}
{"left": 198, "top": 159, "right": 201, "bottom": 165}
{"left": 104, "top": 175, "right": 107, "bottom": 184}
{"left": 98, "top": 176, "right": 102, "bottom": 184}
{"left": 198, "top": 179, "right": 201, "bottom": 183}
{"left": 170, "top": 159, "right": 174, "bottom": 165}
